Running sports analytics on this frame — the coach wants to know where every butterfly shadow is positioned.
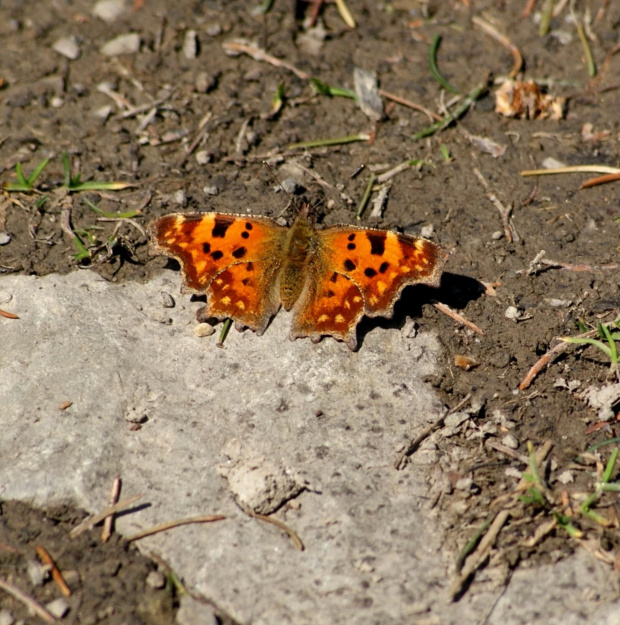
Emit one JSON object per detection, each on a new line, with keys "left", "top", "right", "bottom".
{"left": 355, "top": 272, "right": 486, "bottom": 349}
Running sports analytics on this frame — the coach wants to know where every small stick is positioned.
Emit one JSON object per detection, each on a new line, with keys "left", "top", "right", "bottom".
{"left": 472, "top": 16, "right": 523, "bottom": 78}
{"left": 0, "top": 578, "right": 57, "bottom": 623}
{"left": 518, "top": 317, "right": 619, "bottom": 389}
{"left": 378, "top": 90, "right": 442, "bottom": 122}
{"left": 307, "top": 0, "right": 325, "bottom": 28}
{"left": 0, "top": 308, "right": 19, "bottom": 319}
{"left": 434, "top": 302, "right": 484, "bottom": 335}
{"left": 473, "top": 167, "right": 517, "bottom": 243}
{"left": 355, "top": 173, "right": 376, "bottom": 220}
{"left": 116, "top": 94, "right": 172, "bottom": 120}
{"left": 395, "top": 394, "right": 472, "bottom": 470}
{"left": 248, "top": 511, "right": 304, "bottom": 551}
{"left": 222, "top": 41, "right": 309, "bottom": 81}
{"left": 102, "top": 477, "right": 121, "bottom": 543}
{"left": 69, "top": 494, "right": 142, "bottom": 538}
{"left": 580, "top": 172, "right": 620, "bottom": 189}
{"left": 127, "top": 514, "right": 226, "bottom": 542}
{"left": 35, "top": 545, "right": 71, "bottom": 597}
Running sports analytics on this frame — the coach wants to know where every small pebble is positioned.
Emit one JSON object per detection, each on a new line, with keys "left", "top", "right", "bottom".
{"left": 183, "top": 30, "right": 198, "bottom": 59}
{"left": 203, "top": 185, "right": 218, "bottom": 196}
{"left": 195, "top": 71, "right": 217, "bottom": 93}
{"left": 491, "top": 230, "right": 503, "bottom": 240}
{"left": 420, "top": 224, "right": 434, "bottom": 238}
{"left": 455, "top": 476, "right": 473, "bottom": 491}
{"left": 93, "top": 0, "right": 126, "bottom": 23}
{"left": 0, "top": 232, "right": 11, "bottom": 245}
{"left": 557, "top": 470, "right": 574, "bottom": 484}
{"left": 100, "top": 33, "right": 140, "bottom": 56}
{"left": 53, "top": 36, "right": 80, "bottom": 60}
{"left": 160, "top": 292, "right": 175, "bottom": 308}
{"left": 0, "top": 609, "right": 14, "bottom": 625}
{"left": 501, "top": 434, "right": 519, "bottom": 450}
{"left": 145, "top": 570, "right": 166, "bottom": 589}
{"left": 50, "top": 96, "right": 64, "bottom": 108}
{"left": 280, "top": 177, "right": 300, "bottom": 194}
{"left": 205, "top": 22, "right": 222, "bottom": 37}
{"left": 194, "top": 323, "right": 216, "bottom": 338}
{"left": 173, "top": 190, "right": 187, "bottom": 207}
{"left": 46, "top": 598, "right": 70, "bottom": 619}
{"left": 26, "top": 560, "right": 49, "bottom": 586}
{"left": 504, "top": 306, "right": 520, "bottom": 320}
{"left": 93, "top": 105, "right": 113, "bottom": 121}
{"left": 195, "top": 150, "right": 212, "bottom": 165}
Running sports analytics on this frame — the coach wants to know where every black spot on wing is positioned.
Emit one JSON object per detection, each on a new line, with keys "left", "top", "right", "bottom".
{"left": 202, "top": 242, "right": 211, "bottom": 254}
{"left": 241, "top": 231, "right": 250, "bottom": 239}
{"left": 366, "top": 232, "right": 386, "bottom": 256}
{"left": 211, "top": 250, "right": 224, "bottom": 260}
{"left": 344, "top": 259, "right": 356, "bottom": 272}
{"left": 326, "top": 290, "right": 335, "bottom": 298}
{"left": 379, "top": 261, "right": 389, "bottom": 273}
{"left": 330, "top": 272, "right": 338, "bottom": 283}
{"left": 246, "top": 262, "right": 254, "bottom": 272}
{"left": 347, "top": 243, "right": 356, "bottom": 250}
{"left": 212, "top": 216, "right": 235, "bottom": 238}
{"left": 347, "top": 233, "right": 356, "bottom": 241}
{"left": 364, "top": 267, "right": 377, "bottom": 277}
{"left": 245, "top": 222, "right": 253, "bottom": 230}
{"left": 232, "top": 247, "right": 247, "bottom": 259}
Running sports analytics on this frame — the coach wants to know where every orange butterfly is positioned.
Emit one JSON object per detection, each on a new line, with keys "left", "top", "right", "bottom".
{"left": 149, "top": 206, "right": 448, "bottom": 349}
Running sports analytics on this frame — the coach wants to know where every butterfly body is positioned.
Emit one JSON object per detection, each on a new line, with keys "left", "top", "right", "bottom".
{"left": 150, "top": 209, "right": 448, "bottom": 350}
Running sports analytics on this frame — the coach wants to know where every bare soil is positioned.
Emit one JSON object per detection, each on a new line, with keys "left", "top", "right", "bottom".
{"left": 1, "top": 0, "right": 619, "bottom": 622}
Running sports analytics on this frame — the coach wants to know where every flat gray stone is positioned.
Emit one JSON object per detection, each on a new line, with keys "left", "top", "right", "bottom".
{"left": 0, "top": 271, "right": 618, "bottom": 624}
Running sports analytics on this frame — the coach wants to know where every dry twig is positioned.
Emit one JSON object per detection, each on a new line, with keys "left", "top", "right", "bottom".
{"left": 472, "top": 16, "right": 523, "bottom": 78}
{"left": 0, "top": 578, "right": 57, "bottom": 623}
{"left": 434, "top": 302, "right": 484, "bottom": 335}
{"left": 222, "top": 41, "right": 309, "bottom": 81}
{"left": 102, "top": 476, "right": 121, "bottom": 542}
{"left": 395, "top": 394, "right": 472, "bottom": 470}
{"left": 35, "top": 545, "right": 72, "bottom": 597}
{"left": 69, "top": 494, "right": 143, "bottom": 538}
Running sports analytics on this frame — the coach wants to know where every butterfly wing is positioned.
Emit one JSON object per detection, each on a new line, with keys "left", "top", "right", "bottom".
{"left": 290, "top": 224, "right": 448, "bottom": 349}
{"left": 318, "top": 225, "right": 448, "bottom": 316}
{"left": 150, "top": 213, "right": 287, "bottom": 334}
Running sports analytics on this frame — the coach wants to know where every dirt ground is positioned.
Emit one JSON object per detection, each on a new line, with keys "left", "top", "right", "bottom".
{"left": 1, "top": 0, "right": 620, "bottom": 623}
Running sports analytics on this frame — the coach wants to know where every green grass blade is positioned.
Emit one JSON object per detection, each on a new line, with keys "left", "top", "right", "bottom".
{"left": 83, "top": 197, "right": 139, "bottom": 219}
{"left": 27, "top": 158, "right": 50, "bottom": 186}
{"left": 71, "top": 180, "right": 134, "bottom": 192}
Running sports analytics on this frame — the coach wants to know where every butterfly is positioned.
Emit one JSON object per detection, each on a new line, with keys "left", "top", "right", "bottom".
{"left": 149, "top": 205, "right": 448, "bottom": 350}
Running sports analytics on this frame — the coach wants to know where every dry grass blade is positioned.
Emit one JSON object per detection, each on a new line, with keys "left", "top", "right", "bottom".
{"left": 0, "top": 578, "right": 58, "bottom": 623}
{"left": 472, "top": 16, "right": 523, "bottom": 78}
{"left": 35, "top": 545, "right": 72, "bottom": 597}
{"left": 127, "top": 514, "right": 226, "bottom": 542}
{"left": 0, "top": 308, "right": 19, "bottom": 319}
{"left": 378, "top": 90, "right": 442, "bottom": 122}
{"left": 69, "top": 494, "right": 143, "bottom": 538}
{"left": 248, "top": 512, "right": 305, "bottom": 551}
{"left": 334, "top": 0, "right": 356, "bottom": 28}
{"left": 450, "top": 509, "right": 510, "bottom": 599}
{"left": 222, "top": 41, "right": 309, "bottom": 81}
{"left": 521, "top": 165, "right": 620, "bottom": 177}
{"left": 395, "top": 394, "right": 472, "bottom": 470}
